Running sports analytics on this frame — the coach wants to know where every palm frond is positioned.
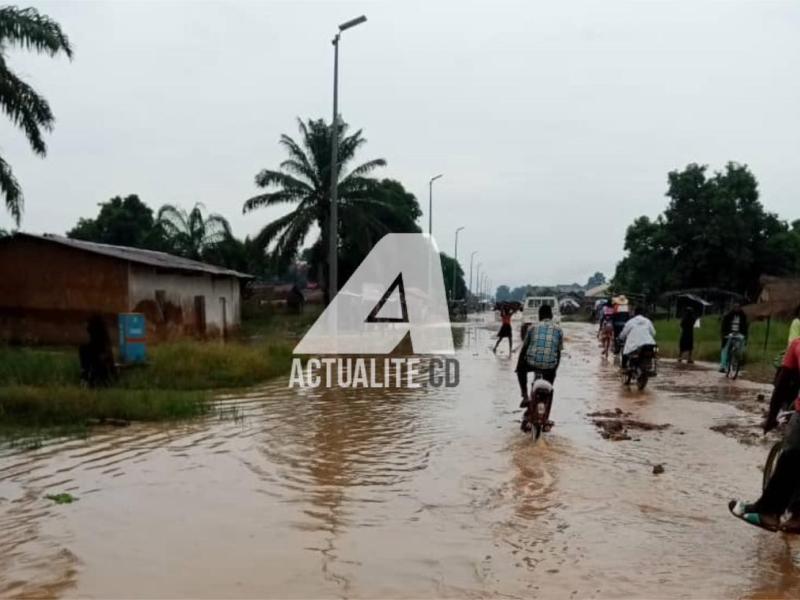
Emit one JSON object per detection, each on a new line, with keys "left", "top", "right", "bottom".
{"left": 253, "top": 168, "right": 313, "bottom": 193}
{"left": 0, "top": 7, "right": 73, "bottom": 58}
{"left": 0, "top": 59, "right": 55, "bottom": 155}
{"left": 272, "top": 212, "right": 314, "bottom": 270}
{"left": 203, "top": 213, "right": 232, "bottom": 244}
{"left": 0, "top": 154, "right": 22, "bottom": 225}
{"left": 157, "top": 204, "right": 190, "bottom": 232}
{"left": 278, "top": 134, "right": 319, "bottom": 186}
{"left": 243, "top": 189, "right": 309, "bottom": 213}
{"left": 279, "top": 158, "right": 318, "bottom": 187}
{"left": 340, "top": 158, "right": 387, "bottom": 181}
{"left": 336, "top": 128, "right": 367, "bottom": 171}
{"left": 252, "top": 209, "right": 300, "bottom": 250}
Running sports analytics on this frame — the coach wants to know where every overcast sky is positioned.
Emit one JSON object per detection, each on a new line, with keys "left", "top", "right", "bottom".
{"left": 1, "top": 0, "right": 799, "bottom": 288}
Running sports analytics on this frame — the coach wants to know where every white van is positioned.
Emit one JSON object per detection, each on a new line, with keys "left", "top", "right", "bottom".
{"left": 520, "top": 296, "right": 561, "bottom": 337}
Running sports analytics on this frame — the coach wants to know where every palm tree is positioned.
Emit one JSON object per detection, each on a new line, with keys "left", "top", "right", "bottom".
{"left": 156, "top": 203, "right": 232, "bottom": 260}
{"left": 0, "top": 6, "right": 72, "bottom": 225}
{"left": 243, "top": 118, "right": 390, "bottom": 293}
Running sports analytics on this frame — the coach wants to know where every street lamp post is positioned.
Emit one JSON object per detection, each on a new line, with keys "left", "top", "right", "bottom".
{"left": 469, "top": 251, "right": 477, "bottom": 309}
{"left": 451, "top": 226, "right": 464, "bottom": 301}
{"left": 428, "top": 174, "right": 443, "bottom": 236}
{"left": 475, "top": 262, "right": 482, "bottom": 308}
{"left": 328, "top": 14, "right": 367, "bottom": 304}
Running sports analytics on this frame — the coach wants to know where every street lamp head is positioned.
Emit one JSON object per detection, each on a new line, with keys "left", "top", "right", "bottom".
{"left": 430, "top": 174, "right": 443, "bottom": 183}
{"left": 456, "top": 226, "right": 465, "bottom": 234}
{"left": 339, "top": 15, "right": 367, "bottom": 31}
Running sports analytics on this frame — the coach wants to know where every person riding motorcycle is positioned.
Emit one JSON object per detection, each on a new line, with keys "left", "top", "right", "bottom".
{"left": 618, "top": 306, "right": 656, "bottom": 370}
{"left": 515, "top": 304, "right": 563, "bottom": 431}
{"left": 598, "top": 301, "right": 615, "bottom": 358}
{"left": 720, "top": 303, "right": 749, "bottom": 373}
{"left": 730, "top": 337, "right": 800, "bottom": 531}
{"left": 610, "top": 296, "right": 631, "bottom": 355}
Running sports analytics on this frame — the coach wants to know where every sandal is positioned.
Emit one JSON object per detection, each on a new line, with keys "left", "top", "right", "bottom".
{"left": 728, "top": 500, "right": 779, "bottom": 532}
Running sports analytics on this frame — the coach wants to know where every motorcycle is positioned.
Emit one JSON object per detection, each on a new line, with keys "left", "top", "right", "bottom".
{"left": 621, "top": 344, "right": 658, "bottom": 390}
{"left": 522, "top": 373, "right": 554, "bottom": 440}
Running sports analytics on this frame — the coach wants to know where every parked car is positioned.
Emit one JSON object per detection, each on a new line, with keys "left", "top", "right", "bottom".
{"left": 520, "top": 296, "right": 561, "bottom": 339}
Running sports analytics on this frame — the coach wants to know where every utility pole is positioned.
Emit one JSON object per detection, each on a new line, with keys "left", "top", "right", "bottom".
{"left": 451, "top": 226, "right": 464, "bottom": 301}
{"left": 428, "top": 174, "right": 443, "bottom": 236}
{"left": 328, "top": 15, "right": 367, "bottom": 303}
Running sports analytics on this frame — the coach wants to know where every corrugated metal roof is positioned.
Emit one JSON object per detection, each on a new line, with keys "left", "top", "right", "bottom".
{"left": 10, "top": 233, "right": 253, "bottom": 279}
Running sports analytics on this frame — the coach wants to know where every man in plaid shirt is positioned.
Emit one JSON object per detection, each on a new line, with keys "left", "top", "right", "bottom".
{"left": 515, "top": 303, "right": 564, "bottom": 403}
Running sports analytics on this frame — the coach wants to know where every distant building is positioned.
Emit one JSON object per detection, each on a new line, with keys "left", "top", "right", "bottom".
{"left": 747, "top": 275, "right": 800, "bottom": 319}
{"left": 0, "top": 233, "right": 252, "bottom": 345}
{"left": 585, "top": 283, "right": 610, "bottom": 299}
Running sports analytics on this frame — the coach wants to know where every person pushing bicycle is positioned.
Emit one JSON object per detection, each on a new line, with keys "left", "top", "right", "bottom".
{"left": 720, "top": 303, "right": 748, "bottom": 373}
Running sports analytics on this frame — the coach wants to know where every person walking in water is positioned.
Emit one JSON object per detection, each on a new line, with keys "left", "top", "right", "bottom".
{"left": 678, "top": 306, "right": 696, "bottom": 364}
{"left": 598, "top": 301, "right": 614, "bottom": 359}
{"left": 494, "top": 304, "right": 515, "bottom": 355}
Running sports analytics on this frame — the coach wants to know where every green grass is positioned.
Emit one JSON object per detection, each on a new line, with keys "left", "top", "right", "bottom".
{"left": 0, "top": 309, "right": 320, "bottom": 435}
{"left": 655, "top": 315, "right": 790, "bottom": 378}
{"left": 119, "top": 341, "right": 293, "bottom": 390}
{"left": 0, "top": 347, "right": 78, "bottom": 386}
{"left": 0, "top": 385, "right": 207, "bottom": 428}
{"left": 240, "top": 304, "right": 322, "bottom": 341}
{"left": 46, "top": 493, "right": 78, "bottom": 505}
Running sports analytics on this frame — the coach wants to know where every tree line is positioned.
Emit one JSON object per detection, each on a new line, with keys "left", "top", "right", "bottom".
{"left": 61, "top": 118, "right": 466, "bottom": 300}
{"left": 495, "top": 273, "right": 606, "bottom": 303}
{"left": 612, "top": 162, "right": 800, "bottom": 302}
{"left": 0, "top": 7, "right": 466, "bottom": 303}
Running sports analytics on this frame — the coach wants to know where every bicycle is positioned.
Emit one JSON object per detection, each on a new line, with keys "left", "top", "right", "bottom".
{"left": 725, "top": 333, "right": 746, "bottom": 380}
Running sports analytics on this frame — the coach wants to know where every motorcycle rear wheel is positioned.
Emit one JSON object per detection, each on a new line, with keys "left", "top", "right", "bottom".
{"left": 621, "top": 370, "right": 632, "bottom": 386}
{"left": 763, "top": 441, "right": 783, "bottom": 491}
{"left": 637, "top": 373, "right": 649, "bottom": 390}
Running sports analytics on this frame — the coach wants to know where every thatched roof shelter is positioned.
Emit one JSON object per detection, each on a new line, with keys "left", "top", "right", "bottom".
{"left": 746, "top": 275, "right": 800, "bottom": 319}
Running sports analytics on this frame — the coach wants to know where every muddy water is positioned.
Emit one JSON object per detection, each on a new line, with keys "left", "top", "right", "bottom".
{"left": 2, "top": 322, "right": 800, "bottom": 598}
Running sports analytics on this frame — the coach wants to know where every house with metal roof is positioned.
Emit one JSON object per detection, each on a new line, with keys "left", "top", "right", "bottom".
{"left": 0, "top": 233, "right": 252, "bottom": 345}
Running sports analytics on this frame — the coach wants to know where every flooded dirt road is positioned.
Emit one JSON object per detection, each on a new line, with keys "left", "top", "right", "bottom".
{"left": 2, "top": 321, "right": 800, "bottom": 598}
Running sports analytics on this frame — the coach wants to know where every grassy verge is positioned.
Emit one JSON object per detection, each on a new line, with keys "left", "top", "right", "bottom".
{"left": 654, "top": 315, "right": 790, "bottom": 381}
{"left": 0, "top": 307, "right": 320, "bottom": 436}
{"left": 0, "top": 386, "right": 207, "bottom": 427}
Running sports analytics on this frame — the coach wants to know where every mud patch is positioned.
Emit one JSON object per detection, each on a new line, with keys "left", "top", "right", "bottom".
{"left": 709, "top": 420, "right": 771, "bottom": 446}
{"left": 589, "top": 408, "right": 670, "bottom": 441}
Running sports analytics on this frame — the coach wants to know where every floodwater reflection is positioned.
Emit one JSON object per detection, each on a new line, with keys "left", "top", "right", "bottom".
{"left": 1, "top": 320, "right": 800, "bottom": 597}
